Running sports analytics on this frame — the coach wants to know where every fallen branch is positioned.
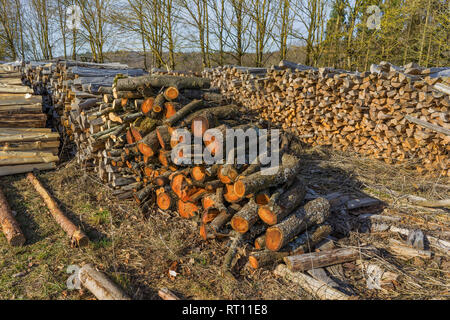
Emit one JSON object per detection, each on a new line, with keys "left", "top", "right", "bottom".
{"left": 27, "top": 172, "right": 89, "bottom": 247}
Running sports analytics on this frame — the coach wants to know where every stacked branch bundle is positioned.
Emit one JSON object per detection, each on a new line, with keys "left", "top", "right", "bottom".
{"left": 28, "top": 64, "right": 337, "bottom": 271}
{"left": 109, "top": 73, "right": 336, "bottom": 272}
{"left": 0, "top": 63, "right": 60, "bottom": 176}
{"left": 203, "top": 61, "right": 450, "bottom": 176}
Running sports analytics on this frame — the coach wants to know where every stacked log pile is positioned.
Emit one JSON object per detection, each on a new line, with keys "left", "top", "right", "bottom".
{"left": 0, "top": 64, "right": 60, "bottom": 176}
{"left": 203, "top": 61, "right": 450, "bottom": 176}
{"left": 26, "top": 65, "right": 336, "bottom": 273}
{"left": 28, "top": 60, "right": 147, "bottom": 161}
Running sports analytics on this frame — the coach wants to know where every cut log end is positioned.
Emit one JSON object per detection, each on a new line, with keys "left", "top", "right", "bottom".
{"left": 164, "top": 87, "right": 179, "bottom": 100}
{"left": 177, "top": 200, "right": 199, "bottom": 219}
{"left": 248, "top": 255, "right": 259, "bottom": 269}
{"left": 230, "top": 216, "right": 249, "bottom": 234}
{"left": 157, "top": 193, "right": 172, "bottom": 211}
{"left": 191, "top": 166, "right": 206, "bottom": 182}
{"left": 265, "top": 228, "right": 283, "bottom": 251}
{"left": 141, "top": 97, "right": 154, "bottom": 115}
{"left": 233, "top": 180, "right": 246, "bottom": 198}
{"left": 258, "top": 206, "right": 277, "bottom": 225}
{"left": 137, "top": 142, "right": 155, "bottom": 157}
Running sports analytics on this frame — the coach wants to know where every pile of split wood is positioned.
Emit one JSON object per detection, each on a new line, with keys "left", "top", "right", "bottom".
{"left": 0, "top": 64, "right": 59, "bottom": 176}
{"left": 203, "top": 61, "right": 450, "bottom": 176}
{"left": 23, "top": 60, "right": 147, "bottom": 138}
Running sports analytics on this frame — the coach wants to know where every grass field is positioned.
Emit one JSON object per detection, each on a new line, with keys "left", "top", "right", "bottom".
{"left": 0, "top": 146, "right": 448, "bottom": 300}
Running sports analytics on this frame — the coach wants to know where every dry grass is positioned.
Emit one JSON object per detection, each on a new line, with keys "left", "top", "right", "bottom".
{"left": 0, "top": 146, "right": 448, "bottom": 300}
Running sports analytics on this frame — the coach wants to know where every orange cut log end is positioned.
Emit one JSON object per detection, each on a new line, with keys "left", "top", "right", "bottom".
{"left": 191, "top": 166, "right": 206, "bottom": 182}
{"left": 177, "top": 200, "right": 199, "bottom": 219}
{"left": 258, "top": 206, "right": 277, "bottom": 225}
{"left": 165, "top": 102, "right": 177, "bottom": 119}
{"left": 138, "top": 142, "right": 155, "bottom": 157}
{"left": 164, "top": 87, "right": 179, "bottom": 100}
{"left": 233, "top": 180, "right": 246, "bottom": 198}
{"left": 141, "top": 97, "right": 154, "bottom": 114}
{"left": 157, "top": 192, "right": 172, "bottom": 211}
{"left": 265, "top": 228, "right": 282, "bottom": 251}
{"left": 224, "top": 184, "right": 240, "bottom": 203}
{"left": 230, "top": 216, "right": 249, "bottom": 233}
{"left": 248, "top": 256, "right": 259, "bottom": 269}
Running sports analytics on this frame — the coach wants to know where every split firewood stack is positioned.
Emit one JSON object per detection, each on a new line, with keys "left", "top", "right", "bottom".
{"left": 23, "top": 61, "right": 55, "bottom": 93}
{"left": 0, "top": 64, "right": 60, "bottom": 177}
{"left": 30, "top": 60, "right": 147, "bottom": 163}
{"left": 203, "top": 61, "right": 450, "bottom": 176}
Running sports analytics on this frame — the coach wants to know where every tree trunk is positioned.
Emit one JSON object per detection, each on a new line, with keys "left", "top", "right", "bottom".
{"left": 230, "top": 198, "right": 259, "bottom": 233}
{"left": 274, "top": 264, "right": 350, "bottom": 300}
{"left": 115, "top": 75, "right": 210, "bottom": 92}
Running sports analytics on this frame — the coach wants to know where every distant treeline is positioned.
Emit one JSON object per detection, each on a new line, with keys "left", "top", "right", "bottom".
{"left": 0, "top": 0, "right": 449, "bottom": 71}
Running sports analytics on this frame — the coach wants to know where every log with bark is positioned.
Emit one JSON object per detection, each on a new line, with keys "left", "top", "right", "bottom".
{"left": 27, "top": 173, "right": 88, "bottom": 247}
{"left": 0, "top": 187, "right": 26, "bottom": 246}
{"left": 265, "top": 197, "right": 331, "bottom": 251}
{"left": 78, "top": 264, "right": 131, "bottom": 300}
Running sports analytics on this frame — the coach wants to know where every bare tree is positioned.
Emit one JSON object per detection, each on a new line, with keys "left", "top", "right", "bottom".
{"left": 277, "top": 0, "right": 293, "bottom": 61}
{"left": 30, "top": 0, "right": 53, "bottom": 59}
{"left": 224, "top": 0, "right": 252, "bottom": 65}
{"left": 291, "top": 0, "right": 328, "bottom": 67}
{"left": 209, "top": 0, "right": 228, "bottom": 65}
{"left": 179, "top": 0, "right": 210, "bottom": 68}
{"left": 0, "top": 0, "right": 18, "bottom": 59}
{"left": 75, "top": 0, "right": 112, "bottom": 62}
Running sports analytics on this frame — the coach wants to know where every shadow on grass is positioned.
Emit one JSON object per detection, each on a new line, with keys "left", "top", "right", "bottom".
{"left": 2, "top": 176, "right": 44, "bottom": 245}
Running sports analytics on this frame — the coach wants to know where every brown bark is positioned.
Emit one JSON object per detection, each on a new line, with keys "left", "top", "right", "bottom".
{"left": 115, "top": 75, "right": 210, "bottom": 92}
{"left": 137, "top": 131, "right": 160, "bottom": 157}
{"left": 156, "top": 125, "right": 172, "bottom": 149}
{"left": 164, "top": 99, "right": 204, "bottom": 126}
{"left": 249, "top": 223, "right": 332, "bottom": 269}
